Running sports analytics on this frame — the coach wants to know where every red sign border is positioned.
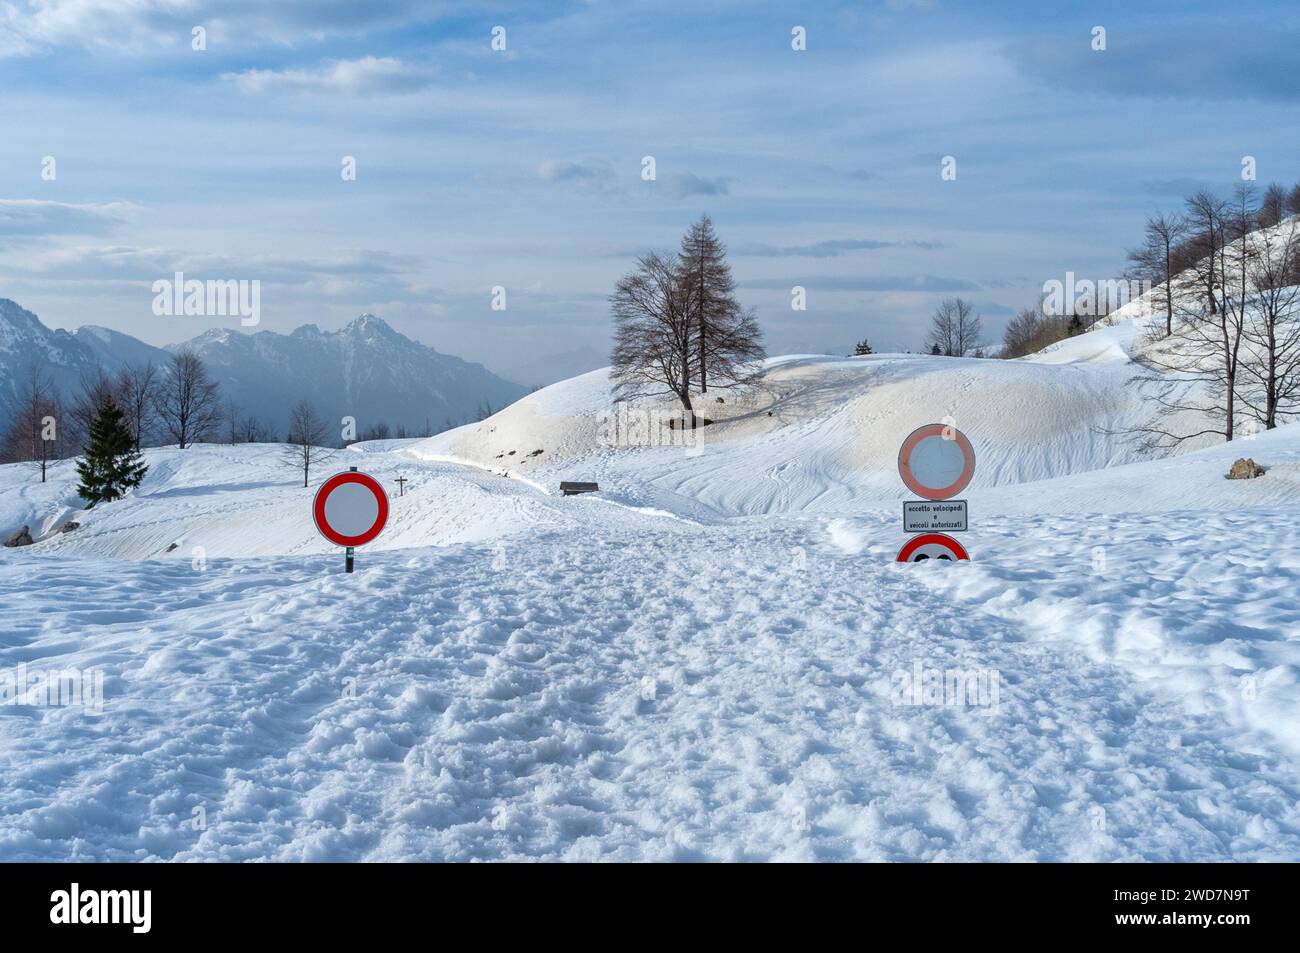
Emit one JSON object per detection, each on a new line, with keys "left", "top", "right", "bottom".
{"left": 897, "top": 423, "right": 976, "bottom": 501}
{"left": 313, "top": 470, "right": 389, "bottom": 547}
{"left": 896, "top": 532, "right": 970, "bottom": 562}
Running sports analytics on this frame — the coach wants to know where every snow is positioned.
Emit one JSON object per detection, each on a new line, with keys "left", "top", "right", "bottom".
{"left": 1, "top": 346, "right": 1298, "bottom": 860}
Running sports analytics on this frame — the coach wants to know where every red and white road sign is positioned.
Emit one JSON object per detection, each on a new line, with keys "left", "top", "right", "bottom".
{"left": 313, "top": 470, "right": 389, "bottom": 547}
{"left": 897, "top": 423, "right": 976, "bottom": 500}
{"left": 896, "top": 533, "right": 969, "bottom": 562}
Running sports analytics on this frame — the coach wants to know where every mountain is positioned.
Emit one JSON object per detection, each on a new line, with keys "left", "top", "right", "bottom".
{"left": 172, "top": 314, "right": 527, "bottom": 435}
{"left": 0, "top": 300, "right": 527, "bottom": 438}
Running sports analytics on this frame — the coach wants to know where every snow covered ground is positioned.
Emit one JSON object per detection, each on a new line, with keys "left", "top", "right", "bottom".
{"left": 2, "top": 319, "right": 1298, "bottom": 860}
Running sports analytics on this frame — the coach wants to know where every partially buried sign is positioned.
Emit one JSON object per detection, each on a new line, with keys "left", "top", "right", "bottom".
{"left": 903, "top": 499, "right": 968, "bottom": 532}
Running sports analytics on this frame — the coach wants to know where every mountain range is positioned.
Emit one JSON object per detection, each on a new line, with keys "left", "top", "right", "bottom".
{"left": 0, "top": 298, "right": 527, "bottom": 437}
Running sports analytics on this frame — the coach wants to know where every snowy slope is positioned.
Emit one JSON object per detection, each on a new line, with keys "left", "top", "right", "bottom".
{"left": 1, "top": 410, "right": 1297, "bottom": 860}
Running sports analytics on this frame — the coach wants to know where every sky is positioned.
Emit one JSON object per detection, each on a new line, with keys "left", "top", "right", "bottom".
{"left": 1, "top": 0, "right": 1298, "bottom": 383}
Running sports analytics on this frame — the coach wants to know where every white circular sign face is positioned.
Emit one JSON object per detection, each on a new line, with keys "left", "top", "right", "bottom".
{"left": 897, "top": 424, "right": 976, "bottom": 500}
{"left": 909, "top": 436, "right": 966, "bottom": 488}
{"left": 323, "top": 481, "right": 380, "bottom": 538}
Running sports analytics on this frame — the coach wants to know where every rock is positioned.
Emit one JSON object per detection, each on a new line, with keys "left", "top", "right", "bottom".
{"left": 166, "top": 542, "right": 180, "bottom": 553}
{"left": 3, "top": 525, "right": 33, "bottom": 547}
{"left": 59, "top": 521, "right": 80, "bottom": 534}
{"left": 1226, "top": 458, "right": 1265, "bottom": 480}
{"left": 715, "top": 397, "right": 725, "bottom": 403}
{"left": 530, "top": 449, "right": 544, "bottom": 456}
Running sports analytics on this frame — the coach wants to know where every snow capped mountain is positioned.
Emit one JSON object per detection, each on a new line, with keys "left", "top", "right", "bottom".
{"left": 0, "top": 300, "right": 526, "bottom": 436}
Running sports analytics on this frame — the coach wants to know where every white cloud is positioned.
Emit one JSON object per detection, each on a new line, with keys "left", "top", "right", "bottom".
{"left": 223, "top": 56, "right": 433, "bottom": 96}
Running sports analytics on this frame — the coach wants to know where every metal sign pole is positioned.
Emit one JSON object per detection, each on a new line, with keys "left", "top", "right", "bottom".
{"left": 346, "top": 546, "right": 354, "bottom": 573}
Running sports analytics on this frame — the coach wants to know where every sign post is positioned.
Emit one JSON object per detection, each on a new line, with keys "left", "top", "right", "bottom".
{"left": 313, "top": 466, "right": 389, "bottom": 573}
{"left": 896, "top": 423, "right": 975, "bottom": 562}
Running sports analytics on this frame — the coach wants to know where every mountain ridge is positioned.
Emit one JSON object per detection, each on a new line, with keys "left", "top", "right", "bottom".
{"left": 0, "top": 299, "right": 527, "bottom": 437}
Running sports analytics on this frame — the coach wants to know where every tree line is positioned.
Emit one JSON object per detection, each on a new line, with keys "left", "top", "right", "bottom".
{"left": 2, "top": 347, "right": 459, "bottom": 500}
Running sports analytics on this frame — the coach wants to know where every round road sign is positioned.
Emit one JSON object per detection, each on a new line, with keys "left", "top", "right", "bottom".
{"left": 897, "top": 533, "right": 970, "bottom": 562}
{"left": 897, "top": 423, "right": 976, "bottom": 500}
{"left": 313, "top": 470, "right": 389, "bottom": 547}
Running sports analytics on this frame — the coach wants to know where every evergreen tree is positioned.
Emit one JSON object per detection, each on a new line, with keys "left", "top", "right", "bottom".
{"left": 75, "top": 396, "right": 147, "bottom": 507}
{"left": 853, "top": 338, "right": 873, "bottom": 356}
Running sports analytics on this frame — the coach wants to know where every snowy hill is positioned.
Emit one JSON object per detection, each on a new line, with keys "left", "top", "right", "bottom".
{"left": 1, "top": 413, "right": 1297, "bottom": 860}
{"left": 0, "top": 300, "right": 526, "bottom": 435}
{"left": 2, "top": 270, "right": 1298, "bottom": 860}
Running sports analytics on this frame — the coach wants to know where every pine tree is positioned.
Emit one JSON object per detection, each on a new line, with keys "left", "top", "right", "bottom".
{"left": 75, "top": 396, "right": 147, "bottom": 507}
{"left": 853, "top": 338, "right": 873, "bottom": 356}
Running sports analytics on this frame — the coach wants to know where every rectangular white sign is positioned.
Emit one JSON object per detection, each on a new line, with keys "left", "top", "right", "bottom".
{"left": 903, "top": 499, "right": 968, "bottom": 532}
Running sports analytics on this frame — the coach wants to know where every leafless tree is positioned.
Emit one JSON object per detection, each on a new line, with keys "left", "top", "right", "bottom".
{"left": 3, "top": 363, "right": 61, "bottom": 480}
{"left": 240, "top": 415, "right": 273, "bottom": 443}
{"left": 1286, "top": 182, "right": 1300, "bottom": 218}
{"left": 155, "top": 349, "right": 222, "bottom": 449}
{"left": 1258, "top": 182, "right": 1288, "bottom": 229}
{"left": 926, "top": 297, "right": 983, "bottom": 356}
{"left": 1128, "top": 212, "right": 1188, "bottom": 337}
{"left": 1239, "top": 220, "right": 1300, "bottom": 429}
{"left": 284, "top": 400, "right": 332, "bottom": 487}
{"left": 1128, "top": 187, "right": 1253, "bottom": 449}
{"left": 610, "top": 251, "right": 698, "bottom": 417}
{"left": 115, "top": 361, "right": 158, "bottom": 451}
{"left": 68, "top": 367, "right": 119, "bottom": 453}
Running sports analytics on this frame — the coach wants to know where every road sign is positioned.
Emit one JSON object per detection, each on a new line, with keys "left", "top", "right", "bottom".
{"left": 903, "top": 499, "right": 968, "bottom": 533}
{"left": 897, "top": 423, "right": 976, "bottom": 501}
{"left": 896, "top": 533, "right": 969, "bottom": 562}
{"left": 313, "top": 468, "right": 389, "bottom": 560}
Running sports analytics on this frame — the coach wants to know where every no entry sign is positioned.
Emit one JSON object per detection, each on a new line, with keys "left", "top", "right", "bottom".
{"left": 896, "top": 533, "right": 969, "bottom": 562}
{"left": 897, "top": 423, "right": 976, "bottom": 501}
{"left": 313, "top": 469, "right": 389, "bottom": 547}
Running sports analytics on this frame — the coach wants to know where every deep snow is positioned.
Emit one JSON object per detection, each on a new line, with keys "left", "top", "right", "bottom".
{"left": 1, "top": 318, "right": 1298, "bottom": 860}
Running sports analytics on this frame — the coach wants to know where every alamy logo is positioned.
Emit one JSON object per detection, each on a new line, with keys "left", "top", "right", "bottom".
{"left": 50, "top": 884, "right": 151, "bottom": 933}
{"left": 0, "top": 664, "right": 103, "bottom": 712}
{"left": 890, "top": 659, "right": 1000, "bottom": 712}
{"left": 1041, "top": 272, "right": 1151, "bottom": 317}
{"left": 152, "top": 271, "right": 260, "bottom": 326}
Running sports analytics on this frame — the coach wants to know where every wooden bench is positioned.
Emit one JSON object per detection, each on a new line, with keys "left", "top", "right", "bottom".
{"left": 560, "top": 481, "right": 599, "bottom": 496}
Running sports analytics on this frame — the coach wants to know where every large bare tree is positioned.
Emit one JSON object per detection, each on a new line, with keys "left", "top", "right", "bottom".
{"left": 284, "top": 400, "right": 332, "bottom": 487}
{"left": 926, "top": 297, "right": 983, "bottom": 356}
{"left": 610, "top": 251, "right": 699, "bottom": 417}
{"left": 677, "top": 215, "right": 763, "bottom": 394}
{"left": 155, "top": 349, "right": 222, "bottom": 449}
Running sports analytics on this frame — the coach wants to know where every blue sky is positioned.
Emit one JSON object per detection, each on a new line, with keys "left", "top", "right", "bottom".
{"left": 1, "top": 0, "right": 1298, "bottom": 379}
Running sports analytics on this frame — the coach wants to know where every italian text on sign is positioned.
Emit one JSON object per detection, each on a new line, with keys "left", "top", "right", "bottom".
{"left": 903, "top": 499, "right": 968, "bottom": 532}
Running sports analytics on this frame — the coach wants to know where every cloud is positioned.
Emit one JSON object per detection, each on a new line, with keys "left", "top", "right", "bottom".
{"left": 740, "top": 275, "right": 980, "bottom": 292}
{"left": 1008, "top": 27, "right": 1300, "bottom": 103}
{"left": 662, "top": 172, "right": 729, "bottom": 198}
{"left": 537, "top": 158, "right": 617, "bottom": 190}
{"left": 223, "top": 57, "right": 433, "bottom": 96}
{"left": 0, "top": 200, "right": 133, "bottom": 240}
{"left": 735, "top": 238, "right": 941, "bottom": 258}
{"left": 0, "top": 1, "right": 458, "bottom": 57}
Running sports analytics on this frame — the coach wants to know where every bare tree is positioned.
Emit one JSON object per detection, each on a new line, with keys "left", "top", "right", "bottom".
{"left": 1128, "top": 212, "right": 1188, "bottom": 337}
{"left": 284, "top": 400, "right": 331, "bottom": 487}
{"left": 1286, "top": 182, "right": 1300, "bottom": 219}
{"left": 223, "top": 399, "right": 242, "bottom": 444}
{"left": 3, "top": 363, "right": 60, "bottom": 480}
{"left": 116, "top": 361, "right": 158, "bottom": 452}
{"left": 610, "top": 251, "right": 698, "bottom": 417}
{"left": 68, "top": 367, "right": 119, "bottom": 454}
{"left": 926, "top": 297, "right": 983, "bottom": 356}
{"left": 240, "top": 415, "right": 272, "bottom": 443}
{"left": 1258, "top": 183, "right": 1288, "bottom": 229}
{"left": 1129, "top": 188, "right": 1252, "bottom": 449}
{"left": 1239, "top": 220, "right": 1300, "bottom": 429}
{"left": 155, "top": 350, "right": 222, "bottom": 449}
